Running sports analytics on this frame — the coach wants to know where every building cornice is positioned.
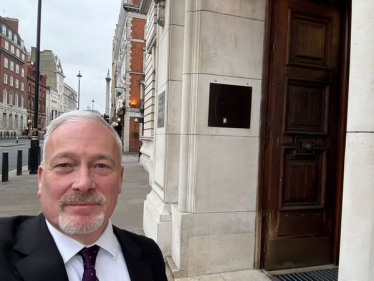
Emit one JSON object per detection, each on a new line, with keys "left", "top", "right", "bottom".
{"left": 123, "top": 3, "right": 145, "bottom": 14}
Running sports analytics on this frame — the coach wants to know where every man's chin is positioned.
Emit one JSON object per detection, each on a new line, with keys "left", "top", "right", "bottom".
{"left": 58, "top": 212, "right": 105, "bottom": 235}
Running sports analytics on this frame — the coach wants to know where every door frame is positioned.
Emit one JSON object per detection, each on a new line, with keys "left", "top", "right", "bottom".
{"left": 255, "top": 0, "right": 351, "bottom": 269}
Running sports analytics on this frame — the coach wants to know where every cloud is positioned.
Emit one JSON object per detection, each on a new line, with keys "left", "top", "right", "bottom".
{"left": 2, "top": 0, "right": 121, "bottom": 114}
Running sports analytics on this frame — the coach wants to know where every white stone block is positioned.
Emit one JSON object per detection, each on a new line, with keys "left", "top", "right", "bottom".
{"left": 188, "top": 233, "right": 255, "bottom": 276}
{"left": 199, "top": 12, "right": 265, "bottom": 79}
{"left": 201, "top": 0, "right": 266, "bottom": 20}
{"left": 194, "top": 135, "right": 259, "bottom": 213}
{"left": 169, "top": 25, "right": 185, "bottom": 82}
{"left": 346, "top": 1, "right": 374, "bottom": 132}
{"left": 171, "top": 0, "right": 186, "bottom": 26}
{"left": 164, "top": 134, "right": 181, "bottom": 203}
{"left": 143, "top": 191, "right": 172, "bottom": 255}
{"left": 154, "top": 134, "right": 166, "bottom": 188}
{"left": 166, "top": 80, "right": 183, "bottom": 134}
{"left": 339, "top": 133, "right": 374, "bottom": 281}
{"left": 157, "top": 30, "right": 170, "bottom": 89}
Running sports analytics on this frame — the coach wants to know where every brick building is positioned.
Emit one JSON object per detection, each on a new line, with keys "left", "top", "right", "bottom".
{"left": 0, "top": 17, "right": 28, "bottom": 136}
{"left": 26, "top": 63, "right": 47, "bottom": 130}
{"left": 112, "top": 0, "right": 146, "bottom": 152}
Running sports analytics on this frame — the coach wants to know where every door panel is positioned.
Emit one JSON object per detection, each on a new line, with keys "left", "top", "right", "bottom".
{"left": 262, "top": 0, "right": 343, "bottom": 270}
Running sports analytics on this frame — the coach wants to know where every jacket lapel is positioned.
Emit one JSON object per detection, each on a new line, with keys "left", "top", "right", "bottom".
{"left": 13, "top": 214, "right": 69, "bottom": 281}
{"left": 113, "top": 227, "right": 154, "bottom": 281}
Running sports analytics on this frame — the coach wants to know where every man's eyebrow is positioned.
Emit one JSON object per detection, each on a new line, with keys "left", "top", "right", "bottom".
{"left": 49, "top": 152, "right": 76, "bottom": 164}
{"left": 48, "top": 152, "right": 116, "bottom": 165}
{"left": 92, "top": 154, "right": 116, "bottom": 165}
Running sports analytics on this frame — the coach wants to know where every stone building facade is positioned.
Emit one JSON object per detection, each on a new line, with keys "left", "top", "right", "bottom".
{"left": 112, "top": 0, "right": 146, "bottom": 152}
{"left": 0, "top": 17, "right": 28, "bottom": 136}
{"left": 131, "top": 0, "right": 374, "bottom": 280}
{"left": 62, "top": 83, "right": 77, "bottom": 113}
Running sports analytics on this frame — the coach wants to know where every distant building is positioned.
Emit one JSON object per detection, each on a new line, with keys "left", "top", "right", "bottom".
{"left": 0, "top": 17, "right": 29, "bottom": 136}
{"left": 63, "top": 83, "right": 77, "bottom": 113}
{"left": 111, "top": 0, "right": 146, "bottom": 152}
{"left": 30, "top": 48, "right": 77, "bottom": 122}
{"left": 26, "top": 63, "right": 47, "bottom": 130}
{"left": 46, "top": 86, "right": 59, "bottom": 126}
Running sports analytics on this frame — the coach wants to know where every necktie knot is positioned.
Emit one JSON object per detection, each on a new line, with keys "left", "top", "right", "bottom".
{"left": 79, "top": 245, "right": 100, "bottom": 281}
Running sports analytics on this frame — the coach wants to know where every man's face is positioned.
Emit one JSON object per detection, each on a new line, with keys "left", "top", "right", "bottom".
{"left": 38, "top": 120, "right": 123, "bottom": 241}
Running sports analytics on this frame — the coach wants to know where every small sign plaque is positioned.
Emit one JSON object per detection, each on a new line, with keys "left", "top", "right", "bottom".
{"left": 157, "top": 91, "right": 165, "bottom": 128}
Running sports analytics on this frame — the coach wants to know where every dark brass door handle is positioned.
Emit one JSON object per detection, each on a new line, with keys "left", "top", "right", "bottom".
{"left": 304, "top": 143, "right": 314, "bottom": 151}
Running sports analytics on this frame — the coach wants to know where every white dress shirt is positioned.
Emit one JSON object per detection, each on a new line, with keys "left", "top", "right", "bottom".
{"left": 46, "top": 219, "right": 131, "bottom": 281}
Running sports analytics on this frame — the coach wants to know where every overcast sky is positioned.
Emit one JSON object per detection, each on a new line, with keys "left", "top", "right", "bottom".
{"left": 1, "top": 0, "right": 121, "bottom": 114}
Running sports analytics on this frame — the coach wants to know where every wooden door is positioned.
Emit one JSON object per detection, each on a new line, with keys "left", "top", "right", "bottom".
{"left": 262, "top": 0, "right": 345, "bottom": 270}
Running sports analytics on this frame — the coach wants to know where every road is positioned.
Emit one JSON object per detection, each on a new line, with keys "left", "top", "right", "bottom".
{"left": 0, "top": 139, "right": 44, "bottom": 175}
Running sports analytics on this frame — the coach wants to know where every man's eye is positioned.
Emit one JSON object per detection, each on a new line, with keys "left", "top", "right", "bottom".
{"left": 96, "top": 164, "right": 108, "bottom": 168}
{"left": 57, "top": 163, "right": 70, "bottom": 168}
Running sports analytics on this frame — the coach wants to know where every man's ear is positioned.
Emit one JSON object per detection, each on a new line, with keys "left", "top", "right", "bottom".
{"left": 118, "top": 166, "right": 124, "bottom": 194}
{"left": 38, "top": 165, "right": 44, "bottom": 196}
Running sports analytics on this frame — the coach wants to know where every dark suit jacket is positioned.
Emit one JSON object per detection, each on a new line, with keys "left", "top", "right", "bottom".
{"left": 0, "top": 214, "right": 167, "bottom": 281}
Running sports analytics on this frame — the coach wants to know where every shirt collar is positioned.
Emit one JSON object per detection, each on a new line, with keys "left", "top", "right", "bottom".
{"left": 46, "top": 219, "right": 118, "bottom": 264}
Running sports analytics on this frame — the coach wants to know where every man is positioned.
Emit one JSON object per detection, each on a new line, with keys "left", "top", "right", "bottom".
{"left": 0, "top": 111, "right": 167, "bottom": 281}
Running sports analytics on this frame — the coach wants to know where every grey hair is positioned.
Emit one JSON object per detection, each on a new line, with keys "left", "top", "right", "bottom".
{"left": 42, "top": 110, "right": 122, "bottom": 164}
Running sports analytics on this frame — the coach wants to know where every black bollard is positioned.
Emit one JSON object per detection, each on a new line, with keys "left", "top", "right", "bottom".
{"left": 17, "top": 150, "right": 22, "bottom": 176}
{"left": 28, "top": 148, "right": 31, "bottom": 171}
{"left": 2, "top": 152, "right": 9, "bottom": 182}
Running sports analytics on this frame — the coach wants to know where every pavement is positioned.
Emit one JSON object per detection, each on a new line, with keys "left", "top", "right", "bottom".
{"left": 0, "top": 136, "right": 30, "bottom": 147}
{"left": 0, "top": 151, "right": 272, "bottom": 281}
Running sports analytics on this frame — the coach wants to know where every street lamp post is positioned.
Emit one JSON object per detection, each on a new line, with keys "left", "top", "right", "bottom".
{"left": 29, "top": 0, "right": 42, "bottom": 174}
{"left": 77, "top": 71, "right": 82, "bottom": 110}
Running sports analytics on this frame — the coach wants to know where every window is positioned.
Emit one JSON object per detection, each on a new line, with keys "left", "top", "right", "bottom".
{"left": 15, "top": 94, "right": 18, "bottom": 107}
{"left": 21, "top": 68, "right": 24, "bottom": 77}
{"left": 15, "top": 115, "right": 18, "bottom": 128}
{"left": 16, "top": 64, "right": 19, "bottom": 74}
{"left": 21, "top": 53, "right": 25, "bottom": 61}
{"left": 1, "top": 25, "right": 6, "bottom": 35}
{"left": 21, "top": 82, "right": 24, "bottom": 91}
{"left": 9, "top": 93, "right": 13, "bottom": 105}
{"left": 8, "top": 30, "right": 12, "bottom": 39}
{"left": 13, "top": 34, "right": 17, "bottom": 43}
{"left": 28, "top": 84, "right": 31, "bottom": 92}
{"left": 16, "top": 49, "right": 20, "bottom": 58}
{"left": 3, "top": 90, "right": 7, "bottom": 104}
{"left": 3, "top": 74, "right": 7, "bottom": 84}
{"left": 10, "top": 76, "right": 13, "bottom": 87}
{"left": 5, "top": 41, "right": 9, "bottom": 50}
{"left": 10, "top": 61, "right": 14, "bottom": 71}
{"left": 4, "top": 58, "right": 8, "bottom": 68}
{"left": 11, "top": 45, "right": 14, "bottom": 54}
{"left": 15, "top": 79, "right": 19, "bottom": 89}
{"left": 21, "top": 96, "right": 24, "bottom": 108}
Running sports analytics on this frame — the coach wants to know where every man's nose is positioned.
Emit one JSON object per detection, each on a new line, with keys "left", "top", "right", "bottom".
{"left": 72, "top": 167, "right": 95, "bottom": 192}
